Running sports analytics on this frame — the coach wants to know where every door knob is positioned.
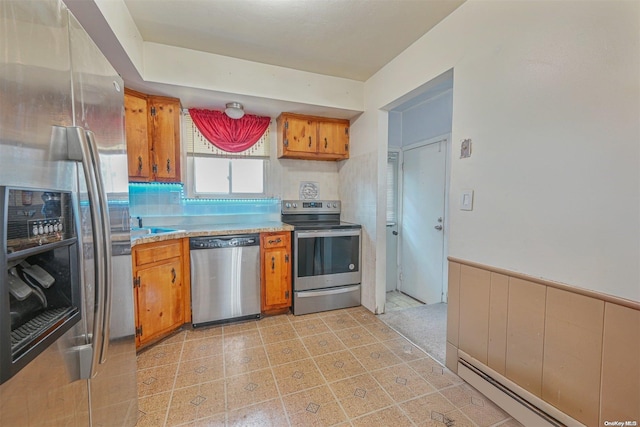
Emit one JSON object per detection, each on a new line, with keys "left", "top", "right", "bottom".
{"left": 392, "top": 231, "right": 398, "bottom": 235}
{"left": 434, "top": 225, "right": 443, "bottom": 231}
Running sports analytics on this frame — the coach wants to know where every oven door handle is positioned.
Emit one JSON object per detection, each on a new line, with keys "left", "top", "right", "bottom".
{"left": 297, "top": 285, "right": 360, "bottom": 298}
{"left": 295, "top": 230, "right": 361, "bottom": 239}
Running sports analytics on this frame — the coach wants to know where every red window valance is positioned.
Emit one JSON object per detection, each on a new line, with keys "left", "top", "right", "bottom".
{"left": 189, "top": 108, "right": 270, "bottom": 153}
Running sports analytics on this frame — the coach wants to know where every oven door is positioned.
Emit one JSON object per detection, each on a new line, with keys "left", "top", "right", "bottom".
{"left": 293, "top": 229, "right": 361, "bottom": 291}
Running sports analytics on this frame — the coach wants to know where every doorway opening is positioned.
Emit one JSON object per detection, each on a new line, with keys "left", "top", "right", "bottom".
{"left": 380, "top": 69, "right": 453, "bottom": 365}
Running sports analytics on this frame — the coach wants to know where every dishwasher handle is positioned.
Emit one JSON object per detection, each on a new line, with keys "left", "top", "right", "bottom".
{"left": 190, "top": 234, "right": 260, "bottom": 250}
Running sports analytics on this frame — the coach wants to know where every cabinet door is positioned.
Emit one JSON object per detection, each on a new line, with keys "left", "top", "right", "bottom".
{"left": 149, "top": 96, "right": 181, "bottom": 182}
{"left": 318, "top": 120, "right": 349, "bottom": 158}
{"left": 124, "top": 90, "right": 151, "bottom": 181}
{"left": 263, "top": 247, "right": 291, "bottom": 310}
{"left": 283, "top": 116, "right": 317, "bottom": 154}
{"left": 136, "top": 258, "right": 183, "bottom": 346}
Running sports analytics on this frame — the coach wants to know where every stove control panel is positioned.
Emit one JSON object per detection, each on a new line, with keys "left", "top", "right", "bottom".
{"left": 282, "top": 200, "right": 341, "bottom": 214}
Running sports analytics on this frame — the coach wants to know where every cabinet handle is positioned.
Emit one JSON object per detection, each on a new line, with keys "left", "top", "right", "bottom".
{"left": 137, "top": 156, "right": 143, "bottom": 172}
{"left": 324, "top": 137, "right": 328, "bottom": 149}
{"left": 166, "top": 158, "right": 171, "bottom": 173}
{"left": 171, "top": 268, "right": 176, "bottom": 283}
{"left": 271, "top": 256, "right": 275, "bottom": 271}
{"left": 268, "top": 238, "right": 281, "bottom": 244}
{"left": 308, "top": 136, "right": 312, "bottom": 148}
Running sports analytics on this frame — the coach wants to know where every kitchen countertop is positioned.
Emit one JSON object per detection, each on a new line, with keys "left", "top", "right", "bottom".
{"left": 130, "top": 221, "right": 294, "bottom": 246}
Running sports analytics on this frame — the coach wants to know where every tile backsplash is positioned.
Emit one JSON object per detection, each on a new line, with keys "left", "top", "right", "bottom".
{"left": 128, "top": 183, "right": 281, "bottom": 225}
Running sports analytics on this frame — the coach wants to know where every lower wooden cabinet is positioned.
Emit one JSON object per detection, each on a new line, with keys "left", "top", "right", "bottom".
{"left": 260, "top": 232, "right": 292, "bottom": 314}
{"left": 132, "top": 238, "right": 191, "bottom": 349}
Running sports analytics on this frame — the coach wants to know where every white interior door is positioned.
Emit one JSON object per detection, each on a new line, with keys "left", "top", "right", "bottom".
{"left": 386, "top": 152, "right": 399, "bottom": 292}
{"left": 400, "top": 139, "right": 446, "bottom": 304}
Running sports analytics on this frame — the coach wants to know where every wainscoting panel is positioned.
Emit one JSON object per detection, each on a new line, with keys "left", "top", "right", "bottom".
{"left": 447, "top": 257, "right": 640, "bottom": 426}
{"left": 506, "top": 277, "right": 546, "bottom": 397}
{"left": 459, "top": 265, "right": 491, "bottom": 365}
{"left": 488, "top": 272, "right": 509, "bottom": 375}
{"left": 599, "top": 303, "right": 640, "bottom": 425}
{"left": 542, "top": 287, "right": 604, "bottom": 426}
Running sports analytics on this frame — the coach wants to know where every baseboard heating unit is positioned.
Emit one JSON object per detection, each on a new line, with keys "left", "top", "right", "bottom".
{"left": 457, "top": 351, "right": 585, "bottom": 427}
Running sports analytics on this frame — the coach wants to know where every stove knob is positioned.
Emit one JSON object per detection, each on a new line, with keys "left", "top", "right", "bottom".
{"left": 293, "top": 203, "right": 298, "bottom": 208}
{"left": 285, "top": 203, "right": 291, "bottom": 209}
{"left": 333, "top": 203, "right": 338, "bottom": 208}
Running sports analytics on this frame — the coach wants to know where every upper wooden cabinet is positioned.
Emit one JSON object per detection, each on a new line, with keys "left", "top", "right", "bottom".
{"left": 277, "top": 113, "right": 349, "bottom": 161}
{"left": 124, "top": 88, "right": 181, "bottom": 182}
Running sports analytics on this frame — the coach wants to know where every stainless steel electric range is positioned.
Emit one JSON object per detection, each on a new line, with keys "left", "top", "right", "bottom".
{"left": 281, "top": 200, "right": 362, "bottom": 315}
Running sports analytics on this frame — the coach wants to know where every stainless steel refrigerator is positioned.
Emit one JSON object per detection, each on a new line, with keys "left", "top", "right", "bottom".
{"left": 0, "top": 1, "right": 138, "bottom": 426}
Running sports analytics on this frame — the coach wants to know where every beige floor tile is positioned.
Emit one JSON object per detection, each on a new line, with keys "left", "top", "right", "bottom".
{"left": 419, "top": 409, "right": 477, "bottom": 427}
{"left": 258, "top": 323, "right": 298, "bottom": 344}
{"left": 347, "top": 307, "right": 382, "bottom": 326}
{"left": 174, "top": 355, "right": 225, "bottom": 389}
{"left": 281, "top": 384, "right": 340, "bottom": 415}
{"left": 370, "top": 363, "right": 436, "bottom": 403}
{"left": 166, "top": 379, "right": 226, "bottom": 425}
{"left": 159, "top": 330, "right": 187, "bottom": 346}
{"left": 224, "top": 346, "right": 270, "bottom": 377}
{"left": 322, "top": 312, "right": 360, "bottom": 331}
{"left": 137, "top": 342, "right": 183, "bottom": 369}
{"left": 287, "top": 399, "right": 348, "bottom": 427}
{"left": 135, "top": 410, "right": 167, "bottom": 427}
{"left": 334, "top": 325, "right": 379, "bottom": 348}
{"left": 350, "top": 405, "right": 414, "bottom": 427}
{"left": 226, "top": 398, "right": 288, "bottom": 427}
{"left": 408, "top": 358, "right": 464, "bottom": 390}
{"left": 350, "top": 342, "right": 403, "bottom": 371}
{"left": 136, "top": 307, "right": 520, "bottom": 427}
{"left": 256, "top": 314, "right": 292, "bottom": 328}
{"left": 137, "top": 363, "right": 179, "bottom": 398}
{"left": 459, "top": 394, "right": 510, "bottom": 427}
{"left": 185, "top": 325, "right": 223, "bottom": 341}
{"left": 222, "top": 320, "right": 258, "bottom": 335}
{"left": 328, "top": 373, "right": 394, "bottom": 418}
{"left": 223, "top": 330, "right": 263, "bottom": 352}
{"left": 399, "top": 392, "right": 457, "bottom": 424}
{"left": 313, "top": 350, "right": 367, "bottom": 383}
{"left": 264, "top": 338, "right": 310, "bottom": 366}
{"left": 495, "top": 418, "right": 525, "bottom": 427}
{"left": 272, "top": 358, "right": 327, "bottom": 396}
{"left": 362, "top": 322, "right": 401, "bottom": 342}
{"left": 137, "top": 391, "right": 171, "bottom": 415}
{"left": 181, "top": 336, "right": 224, "bottom": 361}
{"left": 290, "top": 318, "right": 331, "bottom": 337}
{"left": 301, "top": 331, "right": 348, "bottom": 356}
{"left": 384, "top": 337, "right": 429, "bottom": 362}
{"left": 225, "top": 368, "right": 279, "bottom": 411}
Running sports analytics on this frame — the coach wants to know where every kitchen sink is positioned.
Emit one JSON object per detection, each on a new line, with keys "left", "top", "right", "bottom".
{"left": 130, "top": 227, "right": 180, "bottom": 237}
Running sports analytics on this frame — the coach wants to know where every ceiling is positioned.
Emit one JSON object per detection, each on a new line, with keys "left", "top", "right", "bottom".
{"left": 122, "top": 0, "right": 465, "bottom": 82}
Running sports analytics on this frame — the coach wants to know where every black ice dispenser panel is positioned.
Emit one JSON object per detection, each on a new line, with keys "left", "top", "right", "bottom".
{"left": 0, "top": 187, "right": 81, "bottom": 383}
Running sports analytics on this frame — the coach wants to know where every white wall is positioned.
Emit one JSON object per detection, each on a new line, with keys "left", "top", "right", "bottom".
{"left": 400, "top": 89, "right": 453, "bottom": 146}
{"left": 353, "top": 0, "right": 640, "bottom": 303}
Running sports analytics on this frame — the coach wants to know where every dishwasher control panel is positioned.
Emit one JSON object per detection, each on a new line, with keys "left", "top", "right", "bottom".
{"left": 190, "top": 234, "right": 259, "bottom": 250}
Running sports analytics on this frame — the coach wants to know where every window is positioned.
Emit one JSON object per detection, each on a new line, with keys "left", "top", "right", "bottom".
{"left": 387, "top": 151, "right": 398, "bottom": 224}
{"left": 184, "top": 112, "right": 269, "bottom": 197}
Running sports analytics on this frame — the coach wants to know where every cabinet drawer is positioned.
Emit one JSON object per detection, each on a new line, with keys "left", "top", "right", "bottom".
{"left": 135, "top": 240, "right": 182, "bottom": 266}
{"left": 261, "top": 232, "right": 290, "bottom": 249}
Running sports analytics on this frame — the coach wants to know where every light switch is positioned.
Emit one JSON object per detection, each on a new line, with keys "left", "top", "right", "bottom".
{"left": 460, "top": 189, "right": 474, "bottom": 211}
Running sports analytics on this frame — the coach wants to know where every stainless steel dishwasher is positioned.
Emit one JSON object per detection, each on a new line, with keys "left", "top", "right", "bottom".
{"left": 190, "top": 234, "right": 261, "bottom": 327}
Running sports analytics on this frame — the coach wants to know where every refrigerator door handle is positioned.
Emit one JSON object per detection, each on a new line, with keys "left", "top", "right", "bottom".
{"left": 66, "top": 126, "right": 106, "bottom": 379}
{"left": 85, "top": 130, "right": 112, "bottom": 365}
